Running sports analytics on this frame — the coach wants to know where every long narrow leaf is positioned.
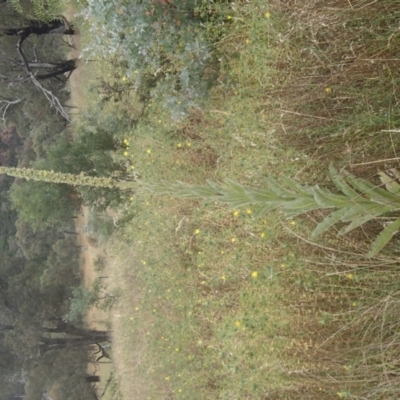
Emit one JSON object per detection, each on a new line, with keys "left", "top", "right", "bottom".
{"left": 329, "top": 165, "right": 360, "bottom": 199}
{"left": 253, "top": 203, "right": 282, "bottom": 218}
{"left": 282, "top": 197, "right": 320, "bottom": 218}
{"left": 345, "top": 173, "right": 400, "bottom": 207}
{"left": 264, "top": 176, "right": 296, "bottom": 198}
{"left": 368, "top": 217, "right": 400, "bottom": 258}
{"left": 378, "top": 171, "right": 400, "bottom": 194}
{"left": 313, "top": 187, "right": 349, "bottom": 208}
{"left": 339, "top": 213, "right": 383, "bottom": 235}
{"left": 312, "top": 208, "right": 349, "bottom": 238}
{"left": 280, "top": 176, "right": 314, "bottom": 196}
{"left": 341, "top": 203, "right": 392, "bottom": 223}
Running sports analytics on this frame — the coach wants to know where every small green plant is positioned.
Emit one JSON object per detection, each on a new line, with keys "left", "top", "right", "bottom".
{"left": 63, "top": 285, "right": 95, "bottom": 323}
{"left": 142, "top": 165, "right": 400, "bottom": 257}
{"left": 93, "top": 256, "right": 106, "bottom": 272}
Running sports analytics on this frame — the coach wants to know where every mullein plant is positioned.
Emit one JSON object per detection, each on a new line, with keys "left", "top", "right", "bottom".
{"left": 2, "top": 164, "right": 400, "bottom": 257}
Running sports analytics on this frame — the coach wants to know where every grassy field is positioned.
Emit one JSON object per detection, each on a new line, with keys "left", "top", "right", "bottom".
{"left": 69, "top": 0, "right": 400, "bottom": 399}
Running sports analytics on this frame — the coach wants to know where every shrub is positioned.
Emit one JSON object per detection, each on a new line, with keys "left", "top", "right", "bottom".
{"left": 80, "top": 0, "right": 224, "bottom": 118}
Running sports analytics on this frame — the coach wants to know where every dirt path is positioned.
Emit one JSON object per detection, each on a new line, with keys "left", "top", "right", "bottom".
{"left": 64, "top": 8, "right": 115, "bottom": 397}
{"left": 74, "top": 206, "right": 114, "bottom": 398}
{"left": 75, "top": 206, "right": 109, "bottom": 330}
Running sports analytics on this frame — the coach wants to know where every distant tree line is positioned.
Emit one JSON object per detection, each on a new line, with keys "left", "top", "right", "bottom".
{"left": 0, "top": 2, "right": 120, "bottom": 399}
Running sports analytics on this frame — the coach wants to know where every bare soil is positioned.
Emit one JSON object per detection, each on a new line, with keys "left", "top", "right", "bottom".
{"left": 75, "top": 206, "right": 114, "bottom": 398}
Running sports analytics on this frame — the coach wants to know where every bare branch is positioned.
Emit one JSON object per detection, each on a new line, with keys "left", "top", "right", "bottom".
{"left": 0, "top": 98, "right": 21, "bottom": 127}
{"left": 16, "top": 35, "right": 71, "bottom": 123}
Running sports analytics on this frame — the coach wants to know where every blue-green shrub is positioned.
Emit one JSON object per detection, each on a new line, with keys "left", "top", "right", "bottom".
{"left": 80, "top": 0, "right": 225, "bottom": 118}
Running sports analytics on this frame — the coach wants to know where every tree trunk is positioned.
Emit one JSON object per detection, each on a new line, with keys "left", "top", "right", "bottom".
{"left": 39, "top": 332, "right": 110, "bottom": 355}
{"left": 39, "top": 321, "right": 111, "bottom": 355}
{"left": 1, "top": 18, "right": 75, "bottom": 39}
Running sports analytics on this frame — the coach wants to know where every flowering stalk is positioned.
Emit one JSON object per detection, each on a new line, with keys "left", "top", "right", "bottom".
{"left": 2, "top": 165, "right": 400, "bottom": 256}
{"left": 0, "top": 166, "right": 121, "bottom": 188}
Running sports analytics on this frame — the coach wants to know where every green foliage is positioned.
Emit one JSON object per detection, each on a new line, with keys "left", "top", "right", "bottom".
{"left": 15, "top": 218, "right": 59, "bottom": 260}
{"left": 93, "top": 255, "right": 106, "bottom": 272}
{"left": 26, "top": 349, "right": 97, "bottom": 400}
{"left": 86, "top": 210, "right": 116, "bottom": 242}
{"left": 80, "top": 0, "right": 225, "bottom": 118}
{"left": 35, "top": 126, "right": 126, "bottom": 210}
{"left": 9, "top": 179, "right": 79, "bottom": 230}
{"left": 64, "top": 280, "right": 118, "bottom": 322}
{"left": 63, "top": 285, "right": 95, "bottom": 323}
{"left": 8, "top": 0, "right": 65, "bottom": 21}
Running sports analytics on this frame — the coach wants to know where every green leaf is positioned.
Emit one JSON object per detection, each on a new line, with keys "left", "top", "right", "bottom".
{"left": 282, "top": 197, "right": 320, "bottom": 218}
{"left": 312, "top": 208, "right": 349, "bottom": 238}
{"left": 344, "top": 172, "right": 400, "bottom": 207}
{"left": 253, "top": 203, "right": 281, "bottom": 218}
{"left": 339, "top": 214, "right": 380, "bottom": 235}
{"left": 345, "top": 173, "right": 398, "bottom": 205}
{"left": 280, "top": 176, "right": 313, "bottom": 196}
{"left": 313, "top": 187, "right": 349, "bottom": 208}
{"left": 368, "top": 217, "right": 400, "bottom": 257}
{"left": 344, "top": 171, "right": 376, "bottom": 193}
{"left": 378, "top": 171, "right": 400, "bottom": 194}
{"left": 329, "top": 165, "right": 359, "bottom": 199}
{"left": 247, "top": 188, "right": 283, "bottom": 204}
{"left": 264, "top": 176, "right": 296, "bottom": 198}
{"left": 340, "top": 203, "right": 392, "bottom": 223}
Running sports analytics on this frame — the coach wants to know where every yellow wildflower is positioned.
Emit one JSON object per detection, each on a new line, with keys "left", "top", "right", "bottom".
{"left": 233, "top": 210, "right": 240, "bottom": 217}
{"left": 264, "top": 12, "right": 271, "bottom": 18}
{"left": 325, "top": 87, "right": 332, "bottom": 94}
{"left": 347, "top": 273, "right": 354, "bottom": 280}
{"left": 251, "top": 271, "right": 258, "bottom": 278}
{"left": 147, "top": 149, "right": 151, "bottom": 154}
{"left": 123, "top": 151, "right": 128, "bottom": 156}
{"left": 260, "top": 232, "right": 266, "bottom": 238}
{"left": 231, "top": 237, "right": 236, "bottom": 243}
{"left": 177, "top": 143, "right": 182, "bottom": 148}
{"left": 235, "top": 320, "right": 242, "bottom": 327}
{"left": 194, "top": 229, "right": 200, "bottom": 235}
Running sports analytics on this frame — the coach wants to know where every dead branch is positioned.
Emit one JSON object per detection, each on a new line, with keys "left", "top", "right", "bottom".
{"left": 0, "top": 98, "right": 21, "bottom": 127}
{"left": 16, "top": 35, "right": 71, "bottom": 123}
